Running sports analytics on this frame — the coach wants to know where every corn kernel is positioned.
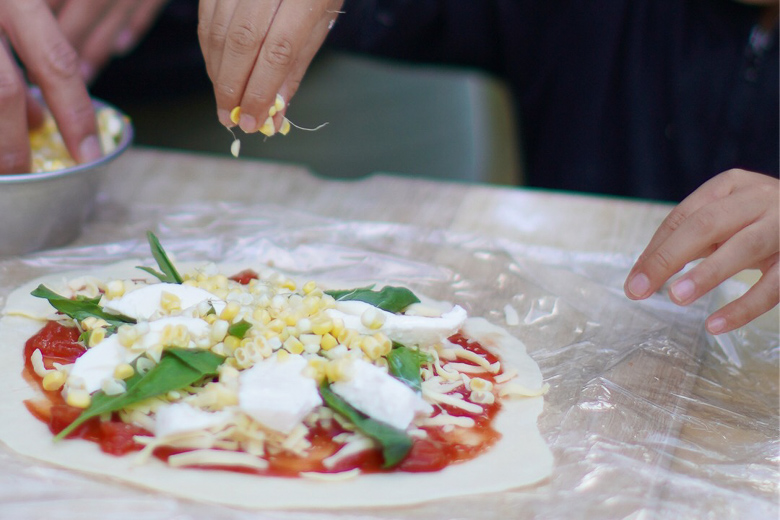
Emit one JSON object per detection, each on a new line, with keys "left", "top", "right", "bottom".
{"left": 224, "top": 335, "right": 241, "bottom": 352}
{"left": 320, "top": 333, "right": 338, "bottom": 351}
{"left": 279, "top": 118, "right": 291, "bottom": 136}
{"left": 268, "top": 318, "right": 285, "bottom": 333}
{"left": 330, "top": 317, "right": 345, "bottom": 339}
{"left": 230, "top": 106, "right": 241, "bottom": 125}
{"left": 105, "top": 280, "right": 125, "bottom": 299}
{"left": 219, "top": 301, "right": 241, "bottom": 322}
{"left": 211, "top": 319, "right": 229, "bottom": 343}
{"left": 252, "top": 308, "right": 271, "bottom": 324}
{"left": 359, "top": 336, "right": 382, "bottom": 360}
{"left": 337, "top": 328, "right": 358, "bottom": 347}
{"left": 114, "top": 363, "right": 134, "bottom": 380}
{"left": 283, "top": 312, "right": 300, "bottom": 327}
{"left": 325, "top": 358, "right": 351, "bottom": 383}
{"left": 66, "top": 389, "right": 92, "bottom": 409}
{"left": 274, "top": 93, "right": 285, "bottom": 112}
{"left": 259, "top": 116, "right": 275, "bottom": 136}
{"left": 160, "top": 291, "right": 182, "bottom": 313}
{"left": 42, "top": 370, "right": 66, "bottom": 392}
{"left": 283, "top": 336, "right": 304, "bottom": 355}
{"left": 310, "top": 316, "right": 333, "bottom": 336}
{"left": 276, "top": 349, "right": 290, "bottom": 363}
{"left": 88, "top": 328, "right": 106, "bottom": 347}
{"left": 360, "top": 308, "right": 386, "bottom": 330}
{"left": 280, "top": 278, "right": 296, "bottom": 291}
{"left": 305, "top": 357, "right": 327, "bottom": 382}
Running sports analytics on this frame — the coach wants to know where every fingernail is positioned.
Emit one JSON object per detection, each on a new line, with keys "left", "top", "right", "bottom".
{"left": 707, "top": 317, "right": 727, "bottom": 335}
{"left": 670, "top": 278, "right": 695, "bottom": 303}
{"left": 239, "top": 114, "right": 257, "bottom": 133}
{"left": 114, "top": 29, "right": 135, "bottom": 55}
{"left": 217, "top": 109, "right": 231, "bottom": 127}
{"left": 627, "top": 273, "right": 651, "bottom": 298}
{"left": 79, "top": 135, "right": 102, "bottom": 163}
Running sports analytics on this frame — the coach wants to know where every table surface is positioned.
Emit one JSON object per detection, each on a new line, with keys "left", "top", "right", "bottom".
{"left": 3, "top": 147, "right": 777, "bottom": 520}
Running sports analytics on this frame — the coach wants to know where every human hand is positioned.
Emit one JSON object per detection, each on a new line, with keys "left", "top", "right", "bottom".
{"left": 625, "top": 169, "right": 779, "bottom": 334}
{"left": 46, "top": 0, "right": 170, "bottom": 83}
{"left": 198, "top": 0, "right": 343, "bottom": 135}
{"left": 0, "top": 0, "right": 100, "bottom": 174}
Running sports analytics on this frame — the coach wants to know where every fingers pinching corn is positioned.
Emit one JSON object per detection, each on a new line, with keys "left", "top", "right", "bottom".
{"left": 228, "top": 94, "right": 291, "bottom": 156}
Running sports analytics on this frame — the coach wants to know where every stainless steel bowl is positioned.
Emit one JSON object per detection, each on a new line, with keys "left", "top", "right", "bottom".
{"left": 0, "top": 97, "right": 133, "bottom": 257}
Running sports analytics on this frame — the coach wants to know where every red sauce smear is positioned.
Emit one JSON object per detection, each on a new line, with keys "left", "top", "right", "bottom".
{"left": 24, "top": 324, "right": 503, "bottom": 475}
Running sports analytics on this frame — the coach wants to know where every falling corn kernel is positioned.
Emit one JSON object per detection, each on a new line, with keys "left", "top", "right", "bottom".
{"left": 231, "top": 138, "right": 241, "bottom": 158}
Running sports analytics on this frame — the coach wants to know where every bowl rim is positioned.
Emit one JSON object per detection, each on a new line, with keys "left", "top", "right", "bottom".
{"left": 0, "top": 93, "right": 134, "bottom": 184}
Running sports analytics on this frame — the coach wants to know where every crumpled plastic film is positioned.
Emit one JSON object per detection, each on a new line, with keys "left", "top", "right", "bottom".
{"left": 0, "top": 202, "right": 776, "bottom": 520}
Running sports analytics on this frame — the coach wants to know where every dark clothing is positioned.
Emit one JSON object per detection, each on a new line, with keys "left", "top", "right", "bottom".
{"left": 328, "top": 0, "right": 779, "bottom": 201}
{"left": 93, "top": 0, "right": 778, "bottom": 201}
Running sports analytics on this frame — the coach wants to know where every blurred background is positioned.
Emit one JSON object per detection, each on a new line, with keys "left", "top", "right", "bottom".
{"left": 90, "top": 0, "right": 521, "bottom": 186}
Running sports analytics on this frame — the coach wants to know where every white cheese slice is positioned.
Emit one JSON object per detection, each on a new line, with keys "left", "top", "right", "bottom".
{"left": 68, "top": 316, "right": 211, "bottom": 394}
{"left": 154, "top": 402, "right": 232, "bottom": 438}
{"left": 331, "top": 359, "right": 433, "bottom": 430}
{"left": 325, "top": 301, "right": 467, "bottom": 347}
{"left": 67, "top": 334, "right": 126, "bottom": 394}
{"left": 102, "top": 283, "right": 225, "bottom": 321}
{"left": 238, "top": 354, "right": 322, "bottom": 434}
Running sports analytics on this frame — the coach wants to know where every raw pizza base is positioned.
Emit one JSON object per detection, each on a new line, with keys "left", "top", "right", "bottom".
{"left": 0, "top": 262, "right": 553, "bottom": 510}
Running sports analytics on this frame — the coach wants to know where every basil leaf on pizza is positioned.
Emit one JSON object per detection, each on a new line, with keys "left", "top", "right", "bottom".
{"left": 325, "top": 285, "right": 420, "bottom": 313}
{"left": 137, "top": 231, "right": 183, "bottom": 284}
{"left": 319, "top": 381, "right": 413, "bottom": 468}
{"left": 56, "top": 349, "right": 224, "bottom": 440}
{"left": 31, "top": 284, "right": 135, "bottom": 333}
{"left": 387, "top": 344, "right": 430, "bottom": 393}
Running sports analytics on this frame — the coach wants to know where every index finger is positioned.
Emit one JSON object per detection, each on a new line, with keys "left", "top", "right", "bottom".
{"left": 0, "top": 42, "right": 31, "bottom": 173}
{"left": 238, "top": 0, "right": 329, "bottom": 134}
{"left": 4, "top": 1, "right": 101, "bottom": 164}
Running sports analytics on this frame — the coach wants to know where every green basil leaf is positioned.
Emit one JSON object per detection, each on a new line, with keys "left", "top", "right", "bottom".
{"left": 387, "top": 344, "right": 430, "bottom": 393}
{"left": 325, "top": 285, "right": 420, "bottom": 313}
{"left": 227, "top": 320, "right": 252, "bottom": 339}
{"left": 31, "top": 285, "right": 136, "bottom": 333}
{"left": 55, "top": 349, "right": 224, "bottom": 441}
{"left": 319, "top": 382, "right": 413, "bottom": 468}
{"left": 140, "top": 231, "right": 183, "bottom": 284}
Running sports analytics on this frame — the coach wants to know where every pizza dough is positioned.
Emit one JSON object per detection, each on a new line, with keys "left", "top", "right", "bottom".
{"left": 0, "top": 262, "right": 552, "bottom": 510}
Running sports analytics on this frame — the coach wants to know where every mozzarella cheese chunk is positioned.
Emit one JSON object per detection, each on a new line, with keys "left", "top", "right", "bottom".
{"left": 102, "top": 283, "right": 226, "bottom": 320}
{"left": 154, "top": 403, "right": 232, "bottom": 438}
{"left": 331, "top": 359, "right": 433, "bottom": 430}
{"left": 68, "top": 334, "right": 126, "bottom": 393}
{"left": 238, "top": 354, "right": 322, "bottom": 434}
{"left": 68, "top": 316, "right": 211, "bottom": 393}
{"left": 325, "top": 301, "right": 467, "bottom": 347}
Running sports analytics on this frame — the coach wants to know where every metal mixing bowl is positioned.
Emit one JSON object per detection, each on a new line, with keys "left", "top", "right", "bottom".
{"left": 0, "top": 98, "right": 133, "bottom": 258}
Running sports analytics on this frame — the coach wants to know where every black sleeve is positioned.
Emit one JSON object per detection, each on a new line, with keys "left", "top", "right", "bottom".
{"left": 327, "top": 0, "right": 505, "bottom": 75}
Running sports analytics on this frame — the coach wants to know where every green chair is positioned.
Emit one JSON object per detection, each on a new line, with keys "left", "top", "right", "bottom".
{"left": 127, "top": 50, "right": 522, "bottom": 185}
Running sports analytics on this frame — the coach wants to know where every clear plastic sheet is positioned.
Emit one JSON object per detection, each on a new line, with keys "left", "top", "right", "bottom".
{"left": 0, "top": 202, "right": 777, "bottom": 520}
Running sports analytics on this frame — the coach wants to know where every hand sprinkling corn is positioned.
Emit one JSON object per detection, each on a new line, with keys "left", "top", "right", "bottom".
{"left": 226, "top": 94, "right": 327, "bottom": 158}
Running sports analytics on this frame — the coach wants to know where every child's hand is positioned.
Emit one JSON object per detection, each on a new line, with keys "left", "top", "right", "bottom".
{"left": 625, "top": 169, "right": 779, "bottom": 334}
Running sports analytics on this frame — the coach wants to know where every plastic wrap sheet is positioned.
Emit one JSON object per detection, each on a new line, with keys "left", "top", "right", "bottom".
{"left": 0, "top": 202, "right": 777, "bottom": 520}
